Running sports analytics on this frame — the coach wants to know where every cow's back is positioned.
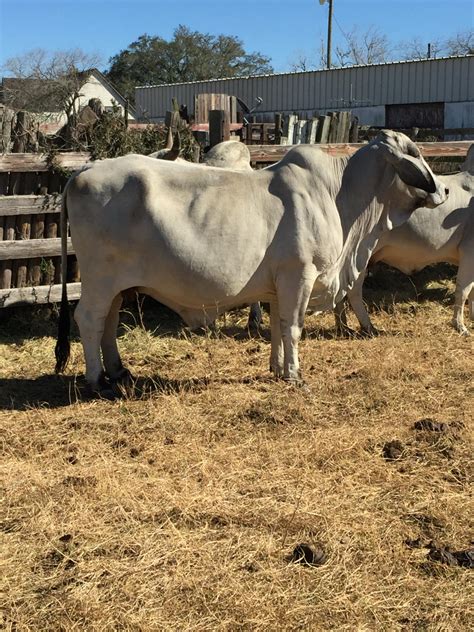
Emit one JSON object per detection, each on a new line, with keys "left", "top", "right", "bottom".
{"left": 371, "top": 178, "right": 473, "bottom": 273}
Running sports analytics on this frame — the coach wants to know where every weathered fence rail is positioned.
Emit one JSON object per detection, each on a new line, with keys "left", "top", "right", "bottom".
{"left": 247, "top": 141, "right": 472, "bottom": 163}
{"left": 0, "top": 152, "right": 91, "bottom": 172}
{"left": 0, "top": 141, "right": 471, "bottom": 307}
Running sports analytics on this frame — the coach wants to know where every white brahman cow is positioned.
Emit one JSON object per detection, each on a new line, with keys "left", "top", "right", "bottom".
{"left": 334, "top": 144, "right": 474, "bottom": 336}
{"left": 55, "top": 131, "right": 448, "bottom": 396}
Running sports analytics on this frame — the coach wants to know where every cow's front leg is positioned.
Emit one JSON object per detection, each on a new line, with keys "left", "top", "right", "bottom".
{"left": 452, "top": 261, "right": 474, "bottom": 335}
{"left": 276, "top": 266, "right": 317, "bottom": 383}
{"left": 269, "top": 300, "right": 284, "bottom": 376}
{"left": 346, "top": 271, "right": 379, "bottom": 336}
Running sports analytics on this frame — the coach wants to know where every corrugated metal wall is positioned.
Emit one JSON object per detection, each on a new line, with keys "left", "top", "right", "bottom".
{"left": 135, "top": 56, "right": 474, "bottom": 122}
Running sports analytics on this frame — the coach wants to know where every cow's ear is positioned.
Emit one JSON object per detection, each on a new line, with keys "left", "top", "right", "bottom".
{"left": 377, "top": 132, "right": 436, "bottom": 194}
{"left": 392, "top": 154, "right": 436, "bottom": 193}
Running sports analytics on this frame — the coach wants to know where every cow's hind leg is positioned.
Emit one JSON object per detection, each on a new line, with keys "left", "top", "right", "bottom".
{"left": 334, "top": 298, "right": 356, "bottom": 337}
{"left": 74, "top": 291, "right": 118, "bottom": 397}
{"left": 452, "top": 261, "right": 474, "bottom": 335}
{"left": 269, "top": 300, "right": 284, "bottom": 377}
{"left": 247, "top": 302, "right": 262, "bottom": 332}
{"left": 101, "top": 293, "right": 134, "bottom": 386}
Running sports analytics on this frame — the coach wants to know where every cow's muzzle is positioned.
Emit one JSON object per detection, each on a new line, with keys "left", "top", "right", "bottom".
{"left": 425, "top": 184, "right": 449, "bottom": 209}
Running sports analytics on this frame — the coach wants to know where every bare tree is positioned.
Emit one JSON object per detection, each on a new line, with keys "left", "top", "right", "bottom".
{"left": 289, "top": 28, "right": 391, "bottom": 71}
{"left": 288, "top": 50, "right": 319, "bottom": 72}
{"left": 399, "top": 29, "right": 473, "bottom": 60}
{"left": 333, "top": 26, "right": 392, "bottom": 66}
{"left": 1, "top": 48, "right": 102, "bottom": 122}
{"left": 398, "top": 36, "right": 444, "bottom": 60}
{"left": 445, "top": 29, "right": 474, "bottom": 55}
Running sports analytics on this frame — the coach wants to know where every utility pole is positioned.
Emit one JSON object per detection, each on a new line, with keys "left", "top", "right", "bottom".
{"left": 319, "top": 0, "right": 333, "bottom": 69}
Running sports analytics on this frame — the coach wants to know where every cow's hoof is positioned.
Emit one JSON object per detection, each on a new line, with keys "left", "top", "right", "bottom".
{"left": 336, "top": 326, "right": 357, "bottom": 338}
{"left": 87, "top": 385, "right": 117, "bottom": 401}
{"left": 86, "top": 372, "right": 117, "bottom": 400}
{"left": 111, "top": 368, "right": 135, "bottom": 386}
{"left": 283, "top": 376, "right": 306, "bottom": 387}
{"left": 98, "top": 388, "right": 119, "bottom": 401}
{"left": 270, "top": 365, "right": 284, "bottom": 378}
{"left": 111, "top": 370, "right": 136, "bottom": 397}
{"left": 360, "top": 326, "right": 380, "bottom": 338}
{"left": 453, "top": 322, "right": 470, "bottom": 336}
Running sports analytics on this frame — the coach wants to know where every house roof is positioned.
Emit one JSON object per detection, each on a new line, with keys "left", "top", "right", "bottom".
{"left": 88, "top": 69, "right": 137, "bottom": 118}
{"left": 0, "top": 69, "right": 137, "bottom": 118}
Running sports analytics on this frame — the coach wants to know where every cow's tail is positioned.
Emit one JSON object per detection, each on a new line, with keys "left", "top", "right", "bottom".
{"left": 54, "top": 180, "right": 71, "bottom": 373}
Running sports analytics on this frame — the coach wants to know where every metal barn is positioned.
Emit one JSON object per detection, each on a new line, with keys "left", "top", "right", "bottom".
{"left": 135, "top": 55, "right": 474, "bottom": 130}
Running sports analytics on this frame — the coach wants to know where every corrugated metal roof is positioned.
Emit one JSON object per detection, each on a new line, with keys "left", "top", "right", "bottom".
{"left": 135, "top": 55, "right": 474, "bottom": 122}
{"left": 135, "top": 55, "right": 474, "bottom": 89}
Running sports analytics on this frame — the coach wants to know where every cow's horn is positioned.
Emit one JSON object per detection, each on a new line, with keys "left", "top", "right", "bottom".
{"left": 164, "top": 126, "right": 173, "bottom": 150}
{"left": 162, "top": 131, "right": 181, "bottom": 161}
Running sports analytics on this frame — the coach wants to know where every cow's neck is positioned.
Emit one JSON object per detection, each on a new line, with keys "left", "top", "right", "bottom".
{"left": 330, "top": 148, "right": 393, "bottom": 301}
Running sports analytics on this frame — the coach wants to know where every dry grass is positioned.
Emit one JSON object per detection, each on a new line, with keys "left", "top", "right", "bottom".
{"left": 0, "top": 266, "right": 473, "bottom": 631}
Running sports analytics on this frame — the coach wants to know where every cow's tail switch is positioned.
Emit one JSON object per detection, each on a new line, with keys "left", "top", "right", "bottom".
{"left": 55, "top": 181, "right": 71, "bottom": 373}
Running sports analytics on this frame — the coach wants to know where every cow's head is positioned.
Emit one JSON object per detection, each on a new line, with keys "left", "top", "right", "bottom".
{"left": 203, "top": 140, "right": 252, "bottom": 171}
{"left": 461, "top": 143, "right": 474, "bottom": 175}
{"left": 375, "top": 130, "right": 448, "bottom": 210}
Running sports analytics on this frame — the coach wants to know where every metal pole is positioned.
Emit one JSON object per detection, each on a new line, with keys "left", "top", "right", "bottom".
{"left": 327, "top": 0, "right": 333, "bottom": 69}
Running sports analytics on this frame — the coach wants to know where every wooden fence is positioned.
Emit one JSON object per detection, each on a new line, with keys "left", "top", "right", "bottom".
{"left": 0, "top": 141, "right": 471, "bottom": 308}
{"left": 242, "top": 111, "right": 358, "bottom": 146}
{"left": 0, "top": 153, "right": 87, "bottom": 307}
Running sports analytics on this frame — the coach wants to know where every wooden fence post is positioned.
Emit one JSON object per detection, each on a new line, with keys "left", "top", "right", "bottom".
{"left": 349, "top": 117, "right": 359, "bottom": 143}
{"left": 316, "top": 115, "right": 330, "bottom": 143}
{"left": 209, "top": 110, "right": 230, "bottom": 147}
{"left": 307, "top": 118, "right": 319, "bottom": 144}
{"left": 283, "top": 114, "right": 297, "bottom": 145}
{"left": 274, "top": 113, "right": 282, "bottom": 145}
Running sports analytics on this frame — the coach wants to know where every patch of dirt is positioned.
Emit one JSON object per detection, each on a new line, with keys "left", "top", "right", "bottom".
{"left": 383, "top": 440, "right": 405, "bottom": 461}
{"left": 414, "top": 418, "right": 447, "bottom": 432}
{"left": 427, "top": 543, "right": 474, "bottom": 569}
{"left": 289, "top": 542, "right": 328, "bottom": 567}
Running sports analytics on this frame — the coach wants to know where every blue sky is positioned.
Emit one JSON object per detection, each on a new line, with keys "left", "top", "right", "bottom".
{"left": 0, "top": 0, "right": 473, "bottom": 74}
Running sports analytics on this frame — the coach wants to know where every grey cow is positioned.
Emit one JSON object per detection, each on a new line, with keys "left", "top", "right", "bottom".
{"left": 335, "top": 145, "right": 474, "bottom": 336}
{"left": 55, "top": 131, "right": 448, "bottom": 395}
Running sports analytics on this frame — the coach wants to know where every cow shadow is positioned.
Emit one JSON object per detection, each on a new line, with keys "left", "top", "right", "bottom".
{"left": 0, "top": 374, "right": 80, "bottom": 410}
{"left": 0, "top": 372, "right": 214, "bottom": 411}
{"left": 0, "top": 370, "right": 279, "bottom": 411}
